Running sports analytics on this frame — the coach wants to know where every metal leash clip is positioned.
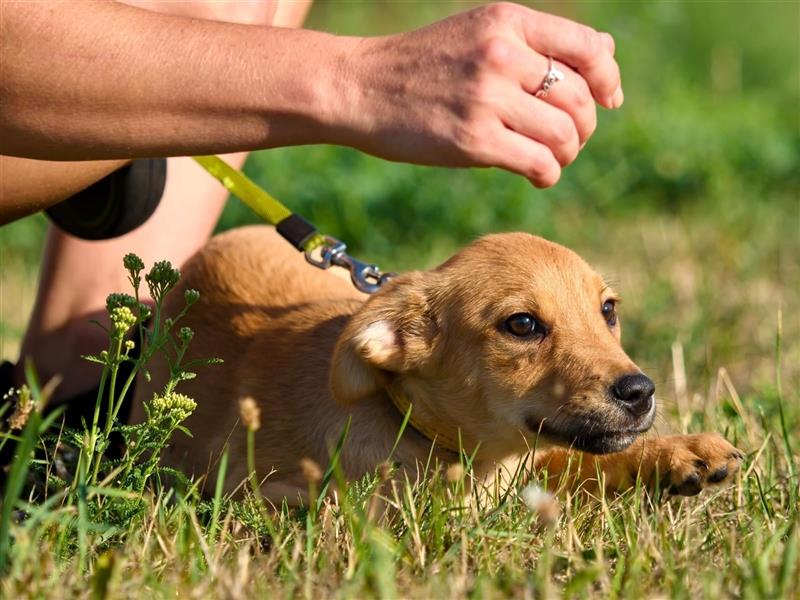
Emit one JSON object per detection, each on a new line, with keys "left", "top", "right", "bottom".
{"left": 192, "top": 156, "right": 395, "bottom": 295}
{"left": 305, "top": 236, "right": 394, "bottom": 294}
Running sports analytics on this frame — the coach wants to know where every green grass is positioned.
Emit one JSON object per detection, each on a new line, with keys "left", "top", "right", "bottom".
{"left": 0, "top": 362, "right": 798, "bottom": 598}
{"left": 0, "top": 1, "right": 798, "bottom": 597}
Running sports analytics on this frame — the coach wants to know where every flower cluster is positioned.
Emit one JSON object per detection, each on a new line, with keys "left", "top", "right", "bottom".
{"left": 106, "top": 292, "right": 151, "bottom": 322}
{"left": 123, "top": 253, "right": 145, "bottom": 289}
{"left": 150, "top": 391, "right": 197, "bottom": 422}
{"left": 184, "top": 289, "right": 200, "bottom": 306}
{"left": 106, "top": 293, "right": 136, "bottom": 312}
{"left": 145, "top": 260, "right": 180, "bottom": 303}
{"left": 123, "top": 252, "right": 145, "bottom": 274}
{"left": 110, "top": 306, "right": 137, "bottom": 339}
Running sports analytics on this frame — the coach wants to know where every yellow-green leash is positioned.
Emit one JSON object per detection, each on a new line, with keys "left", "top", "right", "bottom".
{"left": 192, "top": 155, "right": 393, "bottom": 294}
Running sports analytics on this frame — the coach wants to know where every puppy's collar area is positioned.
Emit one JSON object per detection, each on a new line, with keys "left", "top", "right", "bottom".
{"left": 385, "top": 381, "right": 463, "bottom": 453}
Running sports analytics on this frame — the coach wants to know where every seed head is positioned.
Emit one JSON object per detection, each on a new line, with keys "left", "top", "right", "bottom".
{"left": 239, "top": 396, "right": 261, "bottom": 431}
{"left": 7, "top": 385, "right": 35, "bottom": 430}
{"left": 445, "top": 463, "right": 464, "bottom": 483}
{"left": 300, "top": 457, "right": 323, "bottom": 484}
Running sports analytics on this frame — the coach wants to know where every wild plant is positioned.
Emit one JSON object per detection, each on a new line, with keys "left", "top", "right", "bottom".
{"left": 0, "top": 254, "right": 218, "bottom": 571}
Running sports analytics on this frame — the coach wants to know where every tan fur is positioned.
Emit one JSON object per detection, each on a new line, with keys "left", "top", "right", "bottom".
{"left": 131, "top": 226, "right": 741, "bottom": 504}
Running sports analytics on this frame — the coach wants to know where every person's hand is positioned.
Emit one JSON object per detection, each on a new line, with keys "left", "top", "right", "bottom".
{"left": 336, "top": 2, "right": 622, "bottom": 187}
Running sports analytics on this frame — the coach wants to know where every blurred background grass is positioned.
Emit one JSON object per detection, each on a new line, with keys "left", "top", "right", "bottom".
{"left": 1, "top": 1, "right": 798, "bottom": 427}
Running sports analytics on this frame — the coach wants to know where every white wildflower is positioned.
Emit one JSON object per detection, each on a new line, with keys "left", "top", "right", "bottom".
{"left": 520, "top": 484, "right": 560, "bottom": 525}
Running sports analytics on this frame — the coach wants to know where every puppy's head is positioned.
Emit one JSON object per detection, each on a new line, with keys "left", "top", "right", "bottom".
{"left": 331, "top": 233, "right": 655, "bottom": 457}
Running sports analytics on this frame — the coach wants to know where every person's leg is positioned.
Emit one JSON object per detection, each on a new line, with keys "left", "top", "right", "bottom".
{"left": 272, "top": 0, "right": 314, "bottom": 27}
{"left": 14, "top": 153, "right": 245, "bottom": 401}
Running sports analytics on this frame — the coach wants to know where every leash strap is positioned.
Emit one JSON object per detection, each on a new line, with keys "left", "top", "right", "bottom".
{"left": 193, "top": 155, "right": 325, "bottom": 252}
{"left": 192, "top": 155, "right": 394, "bottom": 293}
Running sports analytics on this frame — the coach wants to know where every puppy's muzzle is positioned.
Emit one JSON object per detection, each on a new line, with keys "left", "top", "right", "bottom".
{"left": 526, "top": 372, "right": 657, "bottom": 455}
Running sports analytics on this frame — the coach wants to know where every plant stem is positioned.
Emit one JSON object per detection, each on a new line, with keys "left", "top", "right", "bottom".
{"left": 80, "top": 360, "right": 109, "bottom": 492}
{"left": 247, "top": 428, "right": 261, "bottom": 503}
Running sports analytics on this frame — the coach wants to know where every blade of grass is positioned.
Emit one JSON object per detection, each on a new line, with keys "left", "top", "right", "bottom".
{"left": 0, "top": 410, "right": 41, "bottom": 574}
{"left": 208, "top": 445, "right": 229, "bottom": 543}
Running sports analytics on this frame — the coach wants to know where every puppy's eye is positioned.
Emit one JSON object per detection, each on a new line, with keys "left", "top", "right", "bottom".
{"left": 504, "top": 313, "right": 546, "bottom": 338}
{"left": 602, "top": 300, "right": 617, "bottom": 327}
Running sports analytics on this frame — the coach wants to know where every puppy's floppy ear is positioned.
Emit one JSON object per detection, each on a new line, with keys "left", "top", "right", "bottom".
{"left": 330, "top": 320, "right": 403, "bottom": 406}
{"left": 330, "top": 273, "right": 438, "bottom": 406}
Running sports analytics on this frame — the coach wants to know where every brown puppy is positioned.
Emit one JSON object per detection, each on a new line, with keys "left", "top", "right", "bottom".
{"left": 131, "top": 226, "right": 742, "bottom": 503}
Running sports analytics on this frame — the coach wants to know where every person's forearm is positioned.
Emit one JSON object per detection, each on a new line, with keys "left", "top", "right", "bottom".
{"left": 1, "top": 1, "right": 353, "bottom": 160}
{"left": 2, "top": 2, "right": 624, "bottom": 187}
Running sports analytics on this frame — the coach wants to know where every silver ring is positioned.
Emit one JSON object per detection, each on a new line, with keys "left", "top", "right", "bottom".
{"left": 535, "top": 57, "right": 565, "bottom": 98}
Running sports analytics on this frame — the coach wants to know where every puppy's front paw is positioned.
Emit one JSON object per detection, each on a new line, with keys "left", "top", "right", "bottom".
{"left": 662, "top": 433, "right": 744, "bottom": 496}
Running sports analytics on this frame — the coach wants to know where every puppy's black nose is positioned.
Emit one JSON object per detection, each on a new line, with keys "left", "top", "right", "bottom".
{"left": 610, "top": 373, "right": 655, "bottom": 417}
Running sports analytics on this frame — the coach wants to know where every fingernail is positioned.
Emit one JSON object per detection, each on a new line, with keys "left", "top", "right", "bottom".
{"left": 611, "top": 86, "right": 624, "bottom": 109}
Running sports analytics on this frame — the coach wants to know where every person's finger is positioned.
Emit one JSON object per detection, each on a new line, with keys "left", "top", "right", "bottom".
{"left": 600, "top": 32, "right": 615, "bottom": 55}
{"left": 498, "top": 87, "right": 580, "bottom": 167}
{"left": 483, "top": 124, "right": 562, "bottom": 188}
{"left": 516, "top": 8, "right": 623, "bottom": 108}
{"left": 521, "top": 54, "right": 597, "bottom": 145}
